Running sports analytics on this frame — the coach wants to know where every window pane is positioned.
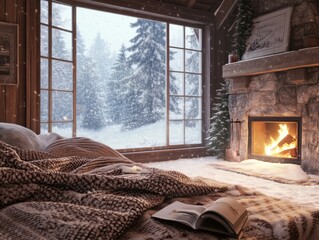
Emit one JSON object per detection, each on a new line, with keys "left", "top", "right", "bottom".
{"left": 185, "top": 97, "right": 201, "bottom": 119}
{"left": 77, "top": 120, "right": 166, "bottom": 149}
{"left": 40, "top": 0, "right": 48, "bottom": 24}
{"left": 185, "top": 74, "right": 201, "bottom": 96}
{"left": 52, "top": 2, "right": 72, "bottom": 30}
{"left": 52, "top": 28, "right": 72, "bottom": 61}
{"left": 170, "top": 96, "right": 183, "bottom": 119}
{"left": 52, "top": 91, "right": 73, "bottom": 121}
{"left": 170, "top": 48, "right": 184, "bottom": 71}
{"left": 41, "top": 58, "right": 48, "bottom": 89}
{"left": 170, "top": 120, "right": 184, "bottom": 145}
{"left": 76, "top": 8, "right": 167, "bottom": 149}
{"left": 185, "top": 27, "right": 201, "bottom": 50}
{"left": 169, "top": 24, "right": 184, "bottom": 48}
{"left": 41, "top": 25, "right": 48, "bottom": 57}
{"left": 41, "top": 123, "right": 48, "bottom": 133}
{"left": 185, "top": 120, "right": 201, "bottom": 144}
{"left": 40, "top": 90, "right": 48, "bottom": 121}
{"left": 52, "top": 60, "right": 73, "bottom": 90}
{"left": 170, "top": 72, "right": 183, "bottom": 95}
{"left": 185, "top": 50, "right": 201, "bottom": 73}
{"left": 41, "top": 3, "right": 204, "bottom": 150}
{"left": 52, "top": 122, "right": 73, "bottom": 138}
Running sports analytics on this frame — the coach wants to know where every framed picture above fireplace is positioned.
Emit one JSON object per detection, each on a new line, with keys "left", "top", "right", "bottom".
{"left": 248, "top": 116, "right": 301, "bottom": 164}
{"left": 242, "top": 7, "right": 293, "bottom": 60}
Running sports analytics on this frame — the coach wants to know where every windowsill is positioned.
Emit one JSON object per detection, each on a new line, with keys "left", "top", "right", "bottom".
{"left": 122, "top": 146, "right": 208, "bottom": 163}
{"left": 222, "top": 47, "right": 319, "bottom": 78}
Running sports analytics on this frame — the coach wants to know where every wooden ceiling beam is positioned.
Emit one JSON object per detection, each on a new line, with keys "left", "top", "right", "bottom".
{"left": 214, "top": 0, "right": 237, "bottom": 29}
{"left": 186, "top": 0, "right": 197, "bottom": 8}
{"left": 72, "top": 0, "right": 214, "bottom": 24}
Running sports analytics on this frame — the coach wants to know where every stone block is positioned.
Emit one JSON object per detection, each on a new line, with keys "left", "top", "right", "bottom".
{"left": 277, "top": 86, "right": 297, "bottom": 104}
{"left": 248, "top": 91, "right": 277, "bottom": 107}
{"left": 307, "top": 97, "right": 319, "bottom": 117}
{"left": 228, "top": 77, "right": 250, "bottom": 93}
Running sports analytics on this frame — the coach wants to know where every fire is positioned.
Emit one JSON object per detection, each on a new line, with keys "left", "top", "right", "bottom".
{"left": 264, "top": 124, "right": 297, "bottom": 158}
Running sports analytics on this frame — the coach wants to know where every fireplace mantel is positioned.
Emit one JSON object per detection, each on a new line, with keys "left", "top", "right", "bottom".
{"left": 222, "top": 47, "right": 319, "bottom": 79}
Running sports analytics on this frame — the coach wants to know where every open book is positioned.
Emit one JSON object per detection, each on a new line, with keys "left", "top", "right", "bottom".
{"left": 152, "top": 197, "right": 248, "bottom": 239}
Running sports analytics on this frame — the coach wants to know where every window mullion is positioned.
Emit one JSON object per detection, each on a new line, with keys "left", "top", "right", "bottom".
{"left": 166, "top": 22, "right": 170, "bottom": 146}
{"left": 48, "top": 0, "right": 53, "bottom": 133}
{"left": 183, "top": 26, "right": 186, "bottom": 145}
{"left": 72, "top": 5, "right": 77, "bottom": 137}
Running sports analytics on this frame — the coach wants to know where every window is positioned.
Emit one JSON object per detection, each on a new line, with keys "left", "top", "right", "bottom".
{"left": 40, "top": 0, "right": 204, "bottom": 151}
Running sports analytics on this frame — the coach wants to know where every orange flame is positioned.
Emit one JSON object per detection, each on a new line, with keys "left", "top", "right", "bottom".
{"left": 264, "top": 124, "right": 296, "bottom": 158}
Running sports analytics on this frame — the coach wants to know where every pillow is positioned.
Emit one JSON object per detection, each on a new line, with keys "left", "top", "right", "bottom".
{"left": 45, "top": 137, "right": 133, "bottom": 162}
{"left": 0, "top": 122, "right": 43, "bottom": 150}
{"left": 38, "top": 132, "right": 64, "bottom": 149}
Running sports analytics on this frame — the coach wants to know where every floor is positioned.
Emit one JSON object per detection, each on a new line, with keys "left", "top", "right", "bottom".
{"left": 145, "top": 157, "right": 319, "bottom": 208}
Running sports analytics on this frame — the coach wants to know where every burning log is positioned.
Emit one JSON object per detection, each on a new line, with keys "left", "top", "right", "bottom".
{"left": 277, "top": 148, "right": 297, "bottom": 157}
{"left": 276, "top": 134, "right": 296, "bottom": 148}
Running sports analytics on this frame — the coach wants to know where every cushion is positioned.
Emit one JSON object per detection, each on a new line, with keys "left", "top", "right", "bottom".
{"left": 38, "top": 132, "right": 64, "bottom": 149}
{"left": 0, "top": 122, "right": 43, "bottom": 150}
{"left": 45, "top": 137, "right": 132, "bottom": 162}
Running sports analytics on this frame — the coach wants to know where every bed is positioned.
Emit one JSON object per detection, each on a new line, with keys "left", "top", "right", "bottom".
{"left": 0, "top": 123, "right": 319, "bottom": 239}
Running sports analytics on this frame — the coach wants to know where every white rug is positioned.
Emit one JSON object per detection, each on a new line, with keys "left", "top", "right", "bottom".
{"left": 209, "top": 159, "right": 310, "bottom": 184}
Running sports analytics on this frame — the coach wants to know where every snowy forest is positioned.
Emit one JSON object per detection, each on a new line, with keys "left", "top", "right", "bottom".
{"left": 40, "top": 2, "right": 202, "bottom": 149}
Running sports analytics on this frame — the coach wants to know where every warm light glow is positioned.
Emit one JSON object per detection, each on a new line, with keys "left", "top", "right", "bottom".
{"left": 264, "top": 124, "right": 296, "bottom": 158}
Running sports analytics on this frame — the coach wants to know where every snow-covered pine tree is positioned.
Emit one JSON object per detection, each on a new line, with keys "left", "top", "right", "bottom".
{"left": 76, "top": 31, "right": 106, "bottom": 130}
{"left": 122, "top": 19, "right": 167, "bottom": 129}
{"left": 207, "top": 80, "right": 230, "bottom": 159}
{"left": 89, "top": 33, "right": 114, "bottom": 123}
{"left": 107, "top": 45, "right": 133, "bottom": 124}
{"left": 233, "top": 0, "right": 253, "bottom": 60}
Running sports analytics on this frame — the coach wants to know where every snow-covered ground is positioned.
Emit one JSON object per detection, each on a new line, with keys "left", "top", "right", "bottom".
{"left": 51, "top": 120, "right": 201, "bottom": 149}
{"left": 145, "top": 157, "right": 319, "bottom": 208}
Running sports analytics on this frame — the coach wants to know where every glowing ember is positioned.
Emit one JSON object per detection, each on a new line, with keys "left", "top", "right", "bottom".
{"left": 264, "top": 124, "right": 297, "bottom": 158}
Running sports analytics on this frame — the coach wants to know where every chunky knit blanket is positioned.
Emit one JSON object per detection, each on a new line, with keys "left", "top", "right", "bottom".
{"left": 122, "top": 186, "right": 319, "bottom": 240}
{"left": 1, "top": 138, "right": 319, "bottom": 240}
{"left": 0, "top": 139, "right": 228, "bottom": 240}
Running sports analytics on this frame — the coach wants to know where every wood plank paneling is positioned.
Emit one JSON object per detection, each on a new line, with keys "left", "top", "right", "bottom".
{"left": 16, "top": 0, "right": 27, "bottom": 125}
{"left": 26, "top": 0, "right": 40, "bottom": 131}
{"left": 5, "top": 0, "right": 18, "bottom": 123}
{"left": 0, "top": 0, "right": 27, "bottom": 125}
{"left": 0, "top": 0, "right": 6, "bottom": 122}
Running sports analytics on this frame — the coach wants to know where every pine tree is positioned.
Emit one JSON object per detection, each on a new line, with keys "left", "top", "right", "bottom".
{"left": 207, "top": 80, "right": 230, "bottom": 159}
{"left": 107, "top": 45, "right": 133, "bottom": 124}
{"left": 89, "top": 33, "right": 114, "bottom": 122}
{"left": 122, "top": 19, "right": 167, "bottom": 129}
{"left": 233, "top": 0, "right": 253, "bottom": 59}
{"left": 90, "top": 33, "right": 113, "bottom": 82}
{"left": 76, "top": 31, "right": 106, "bottom": 130}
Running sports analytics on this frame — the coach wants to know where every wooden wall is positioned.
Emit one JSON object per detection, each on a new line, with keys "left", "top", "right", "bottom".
{"left": 0, "top": 0, "right": 27, "bottom": 125}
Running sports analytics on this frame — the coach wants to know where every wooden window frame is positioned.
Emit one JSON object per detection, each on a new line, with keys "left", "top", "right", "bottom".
{"left": 28, "top": 0, "right": 214, "bottom": 162}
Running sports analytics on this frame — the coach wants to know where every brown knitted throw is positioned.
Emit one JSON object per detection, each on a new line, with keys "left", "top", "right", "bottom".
{"left": 1, "top": 139, "right": 319, "bottom": 240}
{"left": 0, "top": 140, "right": 228, "bottom": 240}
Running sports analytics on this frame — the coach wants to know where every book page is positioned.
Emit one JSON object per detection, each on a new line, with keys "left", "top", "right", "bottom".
{"left": 203, "top": 197, "right": 247, "bottom": 226}
{"left": 152, "top": 201, "right": 206, "bottom": 229}
{"left": 198, "top": 213, "right": 235, "bottom": 235}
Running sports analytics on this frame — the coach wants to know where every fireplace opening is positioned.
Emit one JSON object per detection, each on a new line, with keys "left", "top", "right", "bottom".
{"left": 248, "top": 116, "right": 302, "bottom": 164}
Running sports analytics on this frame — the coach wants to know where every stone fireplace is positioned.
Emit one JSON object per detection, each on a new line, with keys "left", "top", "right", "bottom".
{"left": 223, "top": 49, "right": 319, "bottom": 173}
{"left": 222, "top": 0, "right": 319, "bottom": 174}
{"left": 248, "top": 116, "right": 301, "bottom": 164}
